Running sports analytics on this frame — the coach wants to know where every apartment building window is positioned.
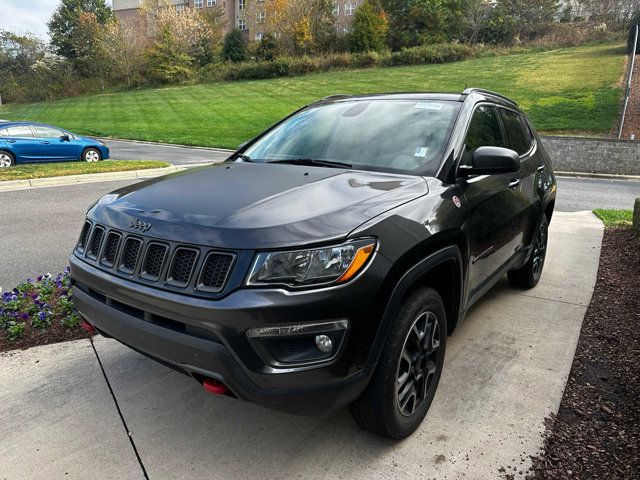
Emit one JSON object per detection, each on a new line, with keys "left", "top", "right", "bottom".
{"left": 207, "top": 0, "right": 215, "bottom": 5}
{"left": 256, "top": 11, "right": 266, "bottom": 23}
{"left": 238, "top": 0, "right": 245, "bottom": 10}
{"left": 176, "top": 4, "right": 186, "bottom": 13}
{"left": 195, "top": 0, "right": 203, "bottom": 7}
{"left": 255, "top": 32, "right": 264, "bottom": 41}
{"left": 332, "top": 2, "right": 339, "bottom": 15}
{"left": 345, "top": 2, "right": 356, "bottom": 16}
{"left": 237, "top": 19, "right": 246, "bottom": 30}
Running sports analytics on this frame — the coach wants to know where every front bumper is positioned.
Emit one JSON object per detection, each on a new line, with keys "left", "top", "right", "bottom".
{"left": 98, "top": 145, "right": 110, "bottom": 160}
{"left": 69, "top": 253, "right": 392, "bottom": 415}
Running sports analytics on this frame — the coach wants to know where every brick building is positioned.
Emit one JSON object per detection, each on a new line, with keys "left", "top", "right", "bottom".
{"left": 112, "top": 0, "right": 363, "bottom": 41}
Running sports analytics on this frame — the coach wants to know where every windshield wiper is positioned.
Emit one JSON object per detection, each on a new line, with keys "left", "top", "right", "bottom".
{"left": 233, "top": 153, "right": 254, "bottom": 162}
{"left": 268, "top": 158, "right": 352, "bottom": 169}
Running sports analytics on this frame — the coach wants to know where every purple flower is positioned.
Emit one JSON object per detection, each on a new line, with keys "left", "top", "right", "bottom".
{"left": 37, "top": 275, "right": 43, "bottom": 282}
{"left": 38, "top": 311, "right": 47, "bottom": 321}
{"left": 27, "top": 278, "right": 33, "bottom": 283}
{"left": 20, "top": 313, "right": 29, "bottom": 320}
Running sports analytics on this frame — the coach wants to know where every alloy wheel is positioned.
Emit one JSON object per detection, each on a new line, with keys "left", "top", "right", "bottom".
{"left": 0, "top": 153, "right": 13, "bottom": 168}
{"left": 85, "top": 150, "right": 100, "bottom": 162}
{"left": 396, "top": 311, "right": 441, "bottom": 417}
{"left": 532, "top": 222, "right": 547, "bottom": 278}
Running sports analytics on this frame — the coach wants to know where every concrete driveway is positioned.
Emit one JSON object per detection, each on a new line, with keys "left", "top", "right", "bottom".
{"left": 0, "top": 211, "right": 603, "bottom": 479}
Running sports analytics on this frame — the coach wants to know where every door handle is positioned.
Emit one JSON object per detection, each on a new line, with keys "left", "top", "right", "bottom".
{"left": 508, "top": 179, "right": 521, "bottom": 189}
{"left": 536, "top": 164, "right": 545, "bottom": 172}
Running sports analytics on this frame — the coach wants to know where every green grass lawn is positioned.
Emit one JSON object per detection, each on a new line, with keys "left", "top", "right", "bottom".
{"left": 0, "top": 43, "right": 625, "bottom": 149}
{"left": 0, "top": 160, "right": 169, "bottom": 181}
{"left": 593, "top": 209, "right": 634, "bottom": 227}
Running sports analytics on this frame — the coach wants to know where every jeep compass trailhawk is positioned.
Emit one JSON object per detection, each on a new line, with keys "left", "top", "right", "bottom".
{"left": 70, "top": 89, "right": 556, "bottom": 439}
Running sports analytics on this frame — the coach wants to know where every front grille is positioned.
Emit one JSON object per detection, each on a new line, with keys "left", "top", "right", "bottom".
{"left": 142, "top": 243, "right": 167, "bottom": 280}
{"left": 168, "top": 248, "right": 198, "bottom": 286}
{"left": 121, "top": 238, "right": 142, "bottom": 273}
{"left": 87, "top": 226, "right": 105, "bottom": 259}
{"left": 77, "top": 222, "right": 236, "bottom": 296}
{"left": 78, "top": 221, "right": 92, "bottom": 251}
{"left": 102, "top": 232, "right": 121, "bottom": 266}
{"left": 199, "top": 253, "right": 234, "bottom": 292}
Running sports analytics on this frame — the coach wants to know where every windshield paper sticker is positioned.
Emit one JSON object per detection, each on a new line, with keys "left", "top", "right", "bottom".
{"left": 415, "top": 102, "right": 444, "bottom": 111}
{"left": 415, "top": 146, "right": 429, "bottom": 158}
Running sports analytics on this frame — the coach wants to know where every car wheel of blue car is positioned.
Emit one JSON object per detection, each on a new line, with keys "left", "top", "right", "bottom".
{"left": 0, "top": 151, "right": 15, "bottom": 168}
{"left": 83, "top": 148, "right": 101, "bottom": 162}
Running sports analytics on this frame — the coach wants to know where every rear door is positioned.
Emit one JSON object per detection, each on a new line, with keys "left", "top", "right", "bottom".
{"left": 0, "top": 125, "right": 42, "bottom": 160}
{"left": 33, "top": 125, "right": 81, "bottom": 161}
{"left": 457, "top": 104, "right": 524, "bottom": 303}
{"left": 498, "top": 108, "right": 539, "bottom": 250}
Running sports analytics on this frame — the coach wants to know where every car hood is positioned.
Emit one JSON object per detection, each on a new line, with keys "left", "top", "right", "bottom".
{"left": 89, "top": 162, "right": 429, "bottom": 249}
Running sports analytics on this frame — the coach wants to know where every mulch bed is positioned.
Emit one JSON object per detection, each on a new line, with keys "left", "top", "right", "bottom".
{"left": 0, "top": 324, "right": 85, "bottom": 353}
{"left": 524, "top": 227, "right": 640, "bottom": 479}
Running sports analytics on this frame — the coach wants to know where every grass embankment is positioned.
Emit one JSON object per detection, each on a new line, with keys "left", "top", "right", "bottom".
{"left": 593, "top": 209, "right": 633, "bottom": 227}
{"left": 0, "top": 43, "right": 626, "bottom": 149}
{"left": 0, "top": 160, "right": 169, "bottom": 181}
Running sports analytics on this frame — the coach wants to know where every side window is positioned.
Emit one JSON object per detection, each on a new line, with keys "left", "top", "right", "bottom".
{"left": 0, "top": 128, "right": 7, "bottom": 137}
{"left": 5, "top": 125, "right": 35, "bottom": 138}
{"left": 461, "top": 105, "right": 504, "bottom": 166}
{"left": 500, "top": 109, "right": 531, "bottom": 156}
{"left": 34, "top": 126, "right": 65, "bottom": 139}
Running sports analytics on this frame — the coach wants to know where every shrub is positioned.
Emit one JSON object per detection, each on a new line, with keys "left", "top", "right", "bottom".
{"left": 222, "top": 30, "right": 248, "bottom": 63}
{"left": 255, "top": 33, "right": 281, "bottom": 61}
{"left": 629, "top": 12, "right": 640, "bottom": 54}
{"left": 634, "top": 198, "right": 640, "bottom": 236}
{"left": 389, "top": 43, "right": 475, "bottom": 66}
{"left": 146, "top": 28, "right": 193, "bottom": 84}
{"left": 349, "top": 0, "right": 389, "bottom": 53}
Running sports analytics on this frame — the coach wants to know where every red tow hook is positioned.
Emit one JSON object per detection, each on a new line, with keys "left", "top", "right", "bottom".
{"left": 81, "top": 319, "right": 97, "bottom": 335}
{"left": 203, "top": 378, "right": 229, "bottom": 395}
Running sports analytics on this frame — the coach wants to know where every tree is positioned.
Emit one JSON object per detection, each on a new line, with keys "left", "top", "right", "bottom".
{"left": 48, "top": 0, "right": 112, "bottom": 60}
{"left": 222, "top": 30, "right": 248, "bottom": 62}
{"left": 349, "top": 1, "right": 389, "bottom": 52}
{"left": 494, "top": 0, "right": 559, "bottom": 40}
{"left": 382, "top": 0, "right": 467, "bottom": 50}
{"left": 629, "top": 10, "right": 640, "bottom": 54}
{"left": 146, "top": 27, "right": 193, "bottom": 84}
{"left": 255, "top": 33, "right": 281, "bottom": 61}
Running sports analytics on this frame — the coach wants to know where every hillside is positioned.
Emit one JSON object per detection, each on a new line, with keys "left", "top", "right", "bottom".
{"left": 0, "top": 43, "right": 626, "bottom": 149}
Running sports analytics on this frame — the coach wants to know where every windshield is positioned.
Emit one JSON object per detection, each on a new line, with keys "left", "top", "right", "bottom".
{"left": 244, "top": 99, "right": 461, "bottom": 175}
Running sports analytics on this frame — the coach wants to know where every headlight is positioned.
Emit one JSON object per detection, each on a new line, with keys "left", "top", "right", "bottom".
{"left": 246, "top": 238, "right": 376, "bottom": 288}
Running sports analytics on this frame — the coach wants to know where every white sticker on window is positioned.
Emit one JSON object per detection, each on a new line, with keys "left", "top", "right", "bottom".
{"left": 415, "top": 102, "right": 444, "bottom": 111}
{"left": 415, "top": 146, "right": 429, "bottom": 158}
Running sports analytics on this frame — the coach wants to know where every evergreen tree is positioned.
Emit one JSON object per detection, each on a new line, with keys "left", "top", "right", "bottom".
{"left": 48, "top": 0, "right": 112, "bottom": 60}
{"left": 222, "top": 30, "right": 248, "bottom": 63}
{"left": 349, "top": 1, "right": 389, "bottom": 52}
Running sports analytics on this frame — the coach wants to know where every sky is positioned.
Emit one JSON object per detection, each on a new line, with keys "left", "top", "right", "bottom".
{"left": 1, "top": 0, "right": 113, "bottom": 40}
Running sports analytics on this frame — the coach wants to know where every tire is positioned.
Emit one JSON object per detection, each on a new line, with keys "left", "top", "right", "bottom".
{"left": 0, "top": 150, "right": 15, "bottom": 168}
{"left": 83, "top": 148, "right": 102, "bottom": 163}
{"left": 350, "top": 287, "right": 447, "bottom": 439}
{"left": 508, "top": 215, "right": 549, "bottom": 289}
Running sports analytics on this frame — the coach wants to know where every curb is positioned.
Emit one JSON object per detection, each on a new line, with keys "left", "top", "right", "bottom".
{"left": 555, "top": 171, "right": 640, "bottom": 181}
{"left": 0, "top": 165, "right": 185, "bottom": 192}
{"left": 101, "top": 137, "right": 234, "bottom": 155}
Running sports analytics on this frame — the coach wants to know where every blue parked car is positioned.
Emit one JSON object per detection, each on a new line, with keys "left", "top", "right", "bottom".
{"left": 0, "top": 121, "right": 109, "bottom": 168}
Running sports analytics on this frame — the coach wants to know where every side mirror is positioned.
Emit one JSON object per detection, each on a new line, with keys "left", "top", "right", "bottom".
{"left": 237, "top": 141, "right": 248, "bottom": 150}
{"left": 60, "top": 134, "right": 70, "bottom": 142}
{"left": 459, "top": 146, "right": 519, "bottom": 176}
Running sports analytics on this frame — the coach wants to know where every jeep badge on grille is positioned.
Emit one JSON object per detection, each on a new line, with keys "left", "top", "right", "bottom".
{"left": 130, "top": 218, "right": 152, "bottom": 232}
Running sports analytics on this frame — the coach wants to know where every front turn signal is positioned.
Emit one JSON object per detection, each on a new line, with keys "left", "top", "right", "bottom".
{"left": 337, "top": 244, "right": 375, "bottom": 283}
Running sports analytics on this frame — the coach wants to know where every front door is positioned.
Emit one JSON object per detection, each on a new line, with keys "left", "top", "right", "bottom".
{"left": 33, "top": 125, "right": 81, "bottom": 161}
{"left": 457, "top": 104, "right": 525, "bottom": 304}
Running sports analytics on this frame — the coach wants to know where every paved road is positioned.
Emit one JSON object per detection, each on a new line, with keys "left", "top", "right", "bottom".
{"left": 0, "top": 212, "right": 604, "bottom": 479}
{"left": 105, "top": 139, "right": 231, "bottom": 165}
{"left": 0, "top": 175, "right": 638, "bottom": 290}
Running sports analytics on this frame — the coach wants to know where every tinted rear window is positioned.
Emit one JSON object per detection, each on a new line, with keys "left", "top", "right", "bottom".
{"left": 501, "top": 109, "right": 531, "bottom": 155}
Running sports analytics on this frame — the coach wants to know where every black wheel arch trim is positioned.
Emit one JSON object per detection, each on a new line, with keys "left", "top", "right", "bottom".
{"left": 364, "top": 245, "right": 464, "bottom": 377}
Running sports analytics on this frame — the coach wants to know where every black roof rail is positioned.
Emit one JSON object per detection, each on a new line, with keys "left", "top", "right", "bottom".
{"left": 462, "top": 88, "right": 518, "bottom": 107}
{"left": 321, "top": 94, "right": 354, "bottom": 101}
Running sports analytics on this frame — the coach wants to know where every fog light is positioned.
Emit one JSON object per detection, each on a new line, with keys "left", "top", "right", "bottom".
{"left": 315, "top": 334, "right": 333, "bottom": 353}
